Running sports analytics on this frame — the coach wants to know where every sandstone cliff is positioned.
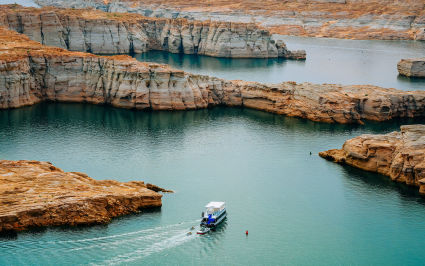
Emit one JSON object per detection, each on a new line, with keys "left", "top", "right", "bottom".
{"left": 0, "top": 160, "right": 165, "bottom": 233}
{"left": 319, "top": 125, "right": 425, "bottom": 195}
{"left": 398, "top": 58, "right": 425, "bottom": 78}
{"left": 0, "top": 5, "right": 305, "bottom": 59}
{"left": 1, "top": 27, "right": 425, "bottom": 124}
{"left": 34, "top": 0, "right": 425, "bottom": 41}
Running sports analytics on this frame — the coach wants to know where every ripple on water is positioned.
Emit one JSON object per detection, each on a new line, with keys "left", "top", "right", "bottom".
{"left": 2, "top": 104, "right": 425, "bottom": 265}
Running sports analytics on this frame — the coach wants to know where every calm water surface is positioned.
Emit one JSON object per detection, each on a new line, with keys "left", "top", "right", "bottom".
{"left": 1, "top": 26, "right": 425, "bottom": 264}
{"left": 135, "top": 36, "right": 425, "bottom": 91}
{"left": 0, "top": 0, "right": 39, "bottom": 7}
{"left": 1, "top": 103, "right": 425, "bottom": 265}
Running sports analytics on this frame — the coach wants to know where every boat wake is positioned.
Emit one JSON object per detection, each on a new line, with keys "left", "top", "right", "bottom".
{"left": 0, "top": 220, "right": 200, "bottom": 265}
{"left": 91, "top": 229, "right": 196, "bottom": 265}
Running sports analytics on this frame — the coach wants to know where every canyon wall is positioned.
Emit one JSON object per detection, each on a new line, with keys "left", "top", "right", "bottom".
{"left": 398, "top": 58, "right": 425, "bottom": 78}
{"left": 34, "top": 0, "right": 425, "bottom": 40}
{"left": 0, "top": 5, "right": 305, "bottom": 59}
{"left": 319, "top": 125, "right": 425, "bottom": 195}
{"left": 0, "top": 160, "right": 164, "bottom": 232}
{"left": 1, "top": 26, "right": 425, "bottom": 124}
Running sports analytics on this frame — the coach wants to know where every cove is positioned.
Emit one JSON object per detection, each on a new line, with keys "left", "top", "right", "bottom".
{"left": 134, "top": 35, "right": 425, "bottom": 91}
{"left": 1, "top": 102, "right": 425, "bottom": 265}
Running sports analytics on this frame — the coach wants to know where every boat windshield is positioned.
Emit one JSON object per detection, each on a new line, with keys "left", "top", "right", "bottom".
{"left": 206, "top": 207, "right": 218, "bottom": 214}
{"left": 204, "top": 202, "right": 225, "bottom": 215}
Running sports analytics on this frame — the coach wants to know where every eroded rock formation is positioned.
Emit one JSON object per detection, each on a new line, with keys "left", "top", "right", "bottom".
{"left": 319, "top": 125, "right": 425, "bottom": 195}
{"left": 34, "top": 0, "right": 425, "bottom": 41}
{"left": 398, "top": 58, "right": 425, "bottom": 78}
{"left": 1, "top": 26, "right": 425, "bottom": 124}
{"left": 0, "top": 27, "right": 425, "bottom": 123}
{"left": 0, "top": 160, "right": 165, "bottom": 233}
{"left": 0, "top": 5, "right": 305, "bottom": 59}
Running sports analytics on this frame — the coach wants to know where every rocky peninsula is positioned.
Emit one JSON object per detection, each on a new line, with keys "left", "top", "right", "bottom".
{"left": 398, "top": 58, "right": 425, "bottom": 78}
{"left": 1, "top": 26, "right": 425, "bottom": 124}
{"left": 34, "top": 0, "right": 425, "bottom": 41}
{"left": 319, "top": 125, "right": 425, "bottom": 195}
{"left": 0, "top": 5, "right": 305, "bottom": 59}
{"left": 0, "top": 160, "right": 166, "bottom": 233}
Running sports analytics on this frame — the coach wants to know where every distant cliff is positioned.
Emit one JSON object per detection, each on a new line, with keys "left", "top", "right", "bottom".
{"left": 34, "top": 0, "right": 425, "bottom": 41}
{"left": 0, "top": 5, "right": 305, "bottom": 59}
{"left": 320, "top": 125, "right": 425, "bottom": 195}
{"left": 1, "top": 27, "right": 425, "bottom": 124}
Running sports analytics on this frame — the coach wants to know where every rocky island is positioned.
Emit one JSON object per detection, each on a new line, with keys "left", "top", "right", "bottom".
{"left": 398, "top": 58, "right": 425, "bottom": 78}
{"left": 1, "top": 26, "right": 425, "bottom": 124}
{"left": 0, "top": 5, "right": 305, "bottom": 59}
{"left": 319, "top": 125, "right": 425, "bottom": 195}
{"left": 0, "top": 160, "right": 167, "bottom": 233}
{"left": 34, "top": 0, "right": 425, "bottom": 41}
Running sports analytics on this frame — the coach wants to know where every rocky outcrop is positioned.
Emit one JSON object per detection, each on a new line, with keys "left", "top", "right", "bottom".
{"left": 34, "top": 0, "right": 425, "bottom": 41}
{"left": 1, "top": 26, "right": 425, "bottom": 124}
{"left": 398, "top": 58, "right": 425, "bottom": 78}
{"left": 0, "top": 160, "right": 166, "bottom": 233}
{"left": 319, "top": 125, "right": 425, "bottom": 195}
{"left": 0, "top": 5, "right": 305, "bottom": 59}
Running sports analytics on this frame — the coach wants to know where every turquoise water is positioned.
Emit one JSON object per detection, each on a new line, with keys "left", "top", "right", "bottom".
{"left": 135, "top": 36, "right": 425, "bottom": 91}
{"left": 1, "top": 103, "right": 425, "bottom": 265}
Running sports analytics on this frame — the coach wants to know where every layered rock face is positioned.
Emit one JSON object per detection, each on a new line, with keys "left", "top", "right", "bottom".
{"left": 0, "top": 5, "right": 305, "bottom": 59}
{"left": 1, "top": 26, "right": 425, "bottom": 124}
{"left": 0, "top": 160, "right": 164, "bottom": 232}
{"left": 319, "top": 125, "right": 425, "bottom": 195}
{"left": 34, "top": 0, "right": 425, "bottom": 41}
{"left": 398, "top": 58, "right": 425, "bottom": 78}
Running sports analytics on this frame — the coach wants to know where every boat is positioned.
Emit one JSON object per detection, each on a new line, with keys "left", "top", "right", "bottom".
{"left": 199, "top": 201, "right": 227, "bottom": 230}
{"left": 196, "top": 226, "right": 210, "bottom": 235}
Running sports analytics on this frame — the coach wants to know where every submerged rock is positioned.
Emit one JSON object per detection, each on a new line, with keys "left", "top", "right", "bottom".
{"left": 0, "top": 5, "right": 305, "bottom": 59}
{"left": 319, "top": 125, "right": 425, "bottom": 195}
{"left": 0, "top": 160, "right": 166, "bottom": 233}
{"left": 1, "top": 26, "right": 425, "bottom": 124}
{"left": 398, "top": 58, "right": 425, "bottom": 78}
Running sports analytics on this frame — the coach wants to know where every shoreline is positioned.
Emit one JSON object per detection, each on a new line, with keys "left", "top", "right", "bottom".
{"left": 1, "top": 26, "right": 425, "bottom": 124}
{"left": 319, "top": 125, "right": 425, "bottom": 196}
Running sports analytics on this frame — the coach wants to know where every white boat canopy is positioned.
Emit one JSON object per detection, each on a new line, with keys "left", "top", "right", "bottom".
{"left": 205, "top": 202, "right": 225, "bottom": 209}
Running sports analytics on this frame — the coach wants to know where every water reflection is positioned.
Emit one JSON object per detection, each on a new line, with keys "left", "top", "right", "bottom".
{"left": 134, "top": 37, "right": 425, "bottom": 91}
{"left": 135, "top": 51, "right": 306, "bottom": 73}
{"left": 334, "top": 161, "right": 425, "bottom": 203}
{"left": 2, "top": 103, "right": 424, "bottom": 137}
{"left": 3, "top": 103, "right": 425, "bottom": 264}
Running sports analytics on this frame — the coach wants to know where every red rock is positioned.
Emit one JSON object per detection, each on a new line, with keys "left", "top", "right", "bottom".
{"left": 319, "top": 125, "right": 425, "bottom": 195}
{"left": 0, "top": 160, "right": 167, "bottom": 233}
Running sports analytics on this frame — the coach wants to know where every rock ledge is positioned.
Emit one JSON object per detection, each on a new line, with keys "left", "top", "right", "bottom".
{"left": 0, "top": 160, "right": 166, "bottom": 233}
{"left": 398, "top": 58, "right": 425, "bottom": 78}
{"left": 319, "top": 125, "right": 425, "bottom": 195}
{"left": 1, "top": 26, "right": 425, "bottom": 124}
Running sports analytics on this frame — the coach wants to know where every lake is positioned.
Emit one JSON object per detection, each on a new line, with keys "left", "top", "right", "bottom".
{"left": 1, "top": 11, "right": 425, "bottom": 264}
{"left": 135, "top": 36, "right": 425, "bottom": 91}
{"left": 1, "top": 103, "right": 425, "bottom": 265}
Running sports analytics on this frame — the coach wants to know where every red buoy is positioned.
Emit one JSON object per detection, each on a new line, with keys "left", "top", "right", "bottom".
{"left": 245, "top": 230, "right": 248, "bottom": 235}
